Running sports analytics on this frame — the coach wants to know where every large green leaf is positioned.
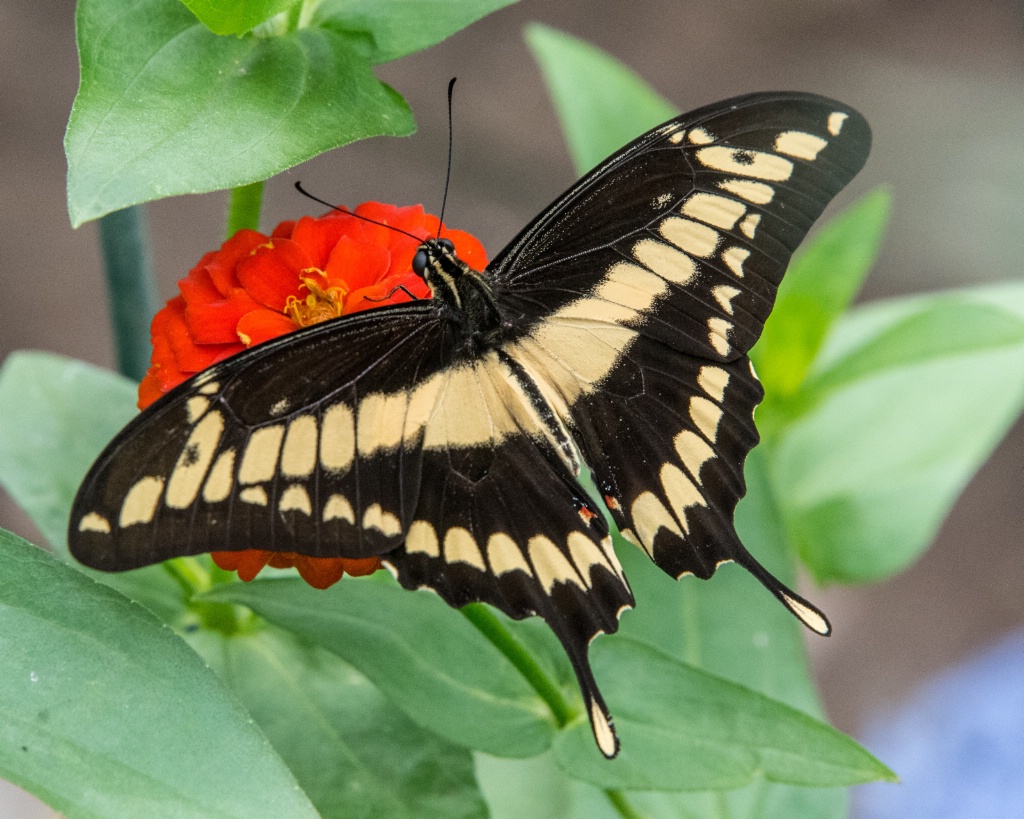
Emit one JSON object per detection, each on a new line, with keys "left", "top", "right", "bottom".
{"left": 0, "top": 529, "right": 318, "bottom": 818}
{"left": 202, "top": 577, "right": 555, "bottom": 757}
{"left": 0, "top": 352, "right": 135, "bottom": 556}
{"left": 554, "top": 637, "right": 892, "bottom": 792}
{"left": 753, "top": 189, "right": 891, "bottom": 420}
{"left": 525, "top": 23, "right": 676, "bottom": 175}
{"left": 180, "top": 0, "right": 303, "bottom": 35}
{"left": 771, "top": 283, "right": 1024, "bottom": 583}
{"left": 66, "top": 0, "right": 414, "bottom": 226}
{"left": 190, "top": 626, "right": 487, "bottom": 819}
{"left": 318, "top": 0, "right": 520, "bottom": 65}
{"left": 0, "top": 352, "right": 186, "bottom": 622}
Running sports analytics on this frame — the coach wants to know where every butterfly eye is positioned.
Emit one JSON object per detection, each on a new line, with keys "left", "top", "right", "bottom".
{"left": 438, "top": 238, "right": 455, "bottom": 253}
{"left": 412, "top": 248, "right": 428, "bottom": 276}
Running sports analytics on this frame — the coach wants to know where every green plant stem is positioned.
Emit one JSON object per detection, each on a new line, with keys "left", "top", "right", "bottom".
{"left": 163, "top": 557, "right": 245, "bottom": 635}
{"left": 606, "top": 789, "right": 645, "bottom": 819}
{"left": 460, "top": 603, "right": 575, "bottom": 727}
{"left": 461, "top": 604, "right": 645, "bottom": 819}
{"left": 226, "top": 181, "right": 265, "bottom": 237}
{"left": 97, "top": 206, "right": 158, "bottom": 382}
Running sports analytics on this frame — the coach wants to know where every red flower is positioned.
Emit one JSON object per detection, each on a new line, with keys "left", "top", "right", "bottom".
{"left": 139, "top": 203, "right": 488, "bottom": 589}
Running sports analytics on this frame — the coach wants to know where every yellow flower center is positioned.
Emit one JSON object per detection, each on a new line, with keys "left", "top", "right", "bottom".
{"left": 285, "top": 274, "right": 348, "bottom": 327}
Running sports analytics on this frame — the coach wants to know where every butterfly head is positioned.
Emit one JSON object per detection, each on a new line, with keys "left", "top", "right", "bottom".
{"left": 412, "top": 236, "right": 501, "bottom": 340}
{"left": 411, "top": 237, "right": 471, "bottom": 306}
{"left": 412, "top": 237, "right": 457, "bottom": 277}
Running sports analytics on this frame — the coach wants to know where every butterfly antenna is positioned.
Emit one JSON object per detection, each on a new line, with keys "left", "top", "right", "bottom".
{"left": 293, "top": 181, "right": 425, "bottom": 244}
{"left": 436, "top": 77, "right": 457, "bottom": 239}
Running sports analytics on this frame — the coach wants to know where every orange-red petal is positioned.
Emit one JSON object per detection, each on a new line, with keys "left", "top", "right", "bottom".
{"left": 323, "top": 236, "right": 391, "bottom": 293}
{"left": 236, "top": 239, "right": 312, "bottom": 311}
{"left": 236, "top": 308, "right": 298, "bottom": 347}
{"left": 204, "top": 230, "right": 267, "bottom": 296}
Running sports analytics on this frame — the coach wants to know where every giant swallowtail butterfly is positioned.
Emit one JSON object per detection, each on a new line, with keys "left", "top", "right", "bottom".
{"left": 70, "top": 92, "right": 870, "bottom": 758}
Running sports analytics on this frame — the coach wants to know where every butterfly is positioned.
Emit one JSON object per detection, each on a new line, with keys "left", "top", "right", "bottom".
{"left": 70, "top": 92, "right": 870, "bottom": 758}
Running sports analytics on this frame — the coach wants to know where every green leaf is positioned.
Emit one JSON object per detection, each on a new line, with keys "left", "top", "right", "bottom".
{"left": 0, "top": 352, "right": 136, "bottom": 556}
{"left": 203, "top": 577, "right": 555, "bottom": 757}
{"left": 525, "top": 22, "right": 676, "bottom": 175}
{"left": 180, "top": 0, "right": 302, "bottom": 35}
{"left": 319, "top": 0, "right": 521, "bottom": 65}
{"left": 553, "top": 637, "right": 893, "bottom": 792}
{"left": 66, "top": 0, "right": 414, "bottom": 226}
{"left": 0, "top": 529, "right": 319, "bottom": 818}
{"left": 190, "top": 626, "right": 487, "bottom": 819}
{"left": 612, "top": 449, "right": 849, "bottom": 815}
{"left": 0, "top": 352, "right": 190, "bottom": 622}
{"left": 771, "top": 283, "right": 1024, "bottom": 582}
{"left": 753, "top": 189, "right": 891, "bottom": 411}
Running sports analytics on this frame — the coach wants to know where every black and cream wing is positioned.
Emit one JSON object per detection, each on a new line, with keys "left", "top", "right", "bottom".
{"left": 70, "top": 305, "right": 453, "bottom": 569}
{"left": 489, "top": 92, "right": 870, "bottom": 630}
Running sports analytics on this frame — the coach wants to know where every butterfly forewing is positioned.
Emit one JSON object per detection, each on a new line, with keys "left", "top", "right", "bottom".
{"left": 70, "top": 92, "right": 869, "bottom": 758}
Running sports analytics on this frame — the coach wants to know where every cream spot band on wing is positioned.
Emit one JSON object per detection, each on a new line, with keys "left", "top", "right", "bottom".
{"left": 323, "top": 493, "right": 355, "bottom": 524}
{"left": 406, "top": 520, "right": 440, "bottom": 557}
{"left": 774, "top": 130, "right": 828, "bottom": 161}
{"left": 165, "top": 411, "right": 224, "bottom": 509}
{"left": 79, "top": 512, "right": 111, "bottom": 534}
{"left": 278, "top": 484, "right": 312, "bottom": 516}
{"left": 687, "top": 126, "right": 714, "bottom": 145}
{"left": 529, "top": 535, "right": 585, "bottom": 592}
{"left": 712, "top": 285, "right": 741, "bottom": 315}
{"left": 239, "top": 486, "right": 268, "bottom": 506}
{"left": 631, "top": 492, "right": 683, "bottom": 550}
{"left": 660, "top": 216, "right": 721, "bottom": 258}
{"left": 681, "top": 193, "right": 746, "bottom": 230}
{"left": 722, "top": 246, "right": 750, "bottom": 278}
{"left": 697, "top": 366, "right": 730, "bottom": 402}
{"left": 828, "top": 111, "right": 848, "bottom": 136}
{"left": 695, "top": 146, "right": 794, "bottom": 181}
{"left": 357, "top": 391, "right": 409, "bottom": 456}
{"left": 782, "top": 593, "right": 831, "bottom": 635}
{"left": 487, "top": 532, "right": 531, "bottom": 576}
{"left": 238, "top": 425, "right": 285, "bottom": 485}
{"left": 690, "top": 396, "right": 724, "bottom": 442}
{"left": 674, "top": 430, "right": 715, "bottom": 484}
{"left": 632, "top": 238, "right": 698, "bottom": 285}
{"left": 591, "top": 702, "right": 617, "bottom": 758}
{"left": 280, "top": 415, "right": 318, "bottom": 478}
{"left": 320, "top": 403, "right": 355, "bottom": 473}
{"left": 119, "top": 476, "right": 165, "bottom": 527}
{"left": 717, "top": 178, "right": 775, "bottom": 204}
{"left": 660, "top": 462, "right": 705, "bottom": 532}
{"left": 444, "top": 527, "right": 486, "bottom": 570}
{"left": 186, "top": 396, "right": 209, "bottom": 424}
{"left": 363, "top": 503, "right": 401, "bottom": 537}
{"left": 202, "top": 449, "right": 235, "bottom": 503}
{"left": 707, "top": 317, "right": 732, "bottom": 356}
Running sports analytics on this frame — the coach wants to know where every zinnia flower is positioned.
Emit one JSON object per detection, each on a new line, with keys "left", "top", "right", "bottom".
{"left": 139, "top": 202, "right": 488, "bottom": 589}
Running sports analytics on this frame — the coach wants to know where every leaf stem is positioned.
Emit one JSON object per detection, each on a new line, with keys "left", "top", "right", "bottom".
{"left": 605, "top": 789, "right": 645, "bottom": 819}
{"left": 462, "top": 605, "right": 645, "bottom": 819}
{"left": 226, "top": 181, "right": 265, "bottom": 238}
{"left": 460, "top": 603, "right": 575, "bottom": 727}
{"left": 97, "top": 206, "right": 158, "bottom": 382}
{"left": 163, "top": 557, "right": 246, "bottom": 635}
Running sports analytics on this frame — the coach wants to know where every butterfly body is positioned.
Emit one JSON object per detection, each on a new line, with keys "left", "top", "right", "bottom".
{"left": 70, "top": 92, "right": 870, "bottom": 758}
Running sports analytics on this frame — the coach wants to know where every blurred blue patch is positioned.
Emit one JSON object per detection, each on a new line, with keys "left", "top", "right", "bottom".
{"left": 856, "top": 630, "right": 1024, "bottom": 818}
